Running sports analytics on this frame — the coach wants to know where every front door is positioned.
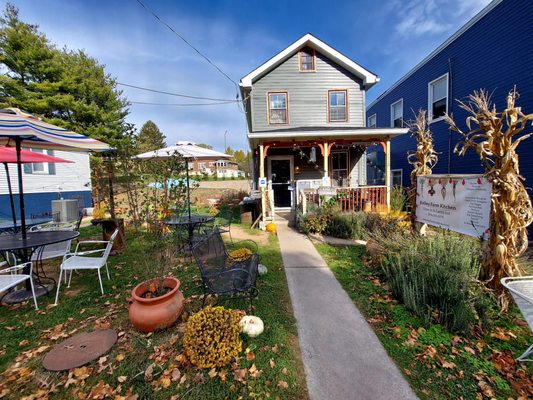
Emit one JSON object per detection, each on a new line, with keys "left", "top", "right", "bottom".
{"left": 269, "top": 156, "right": 293, "bottom": 208}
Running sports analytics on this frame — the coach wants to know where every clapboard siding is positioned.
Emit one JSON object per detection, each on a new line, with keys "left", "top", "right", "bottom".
{"left": 251, "top": 51, "right": 365, "bottom": 131}
{"left": 367, "top": 0, "right": 533, "bottom": 189}
{"left": 0, "top": 150, "right": 92, "bottom": 195}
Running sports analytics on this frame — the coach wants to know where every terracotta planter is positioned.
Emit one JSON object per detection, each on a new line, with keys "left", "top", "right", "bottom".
{"left": 129, "top": 277, "right": 184, "bottom": 333}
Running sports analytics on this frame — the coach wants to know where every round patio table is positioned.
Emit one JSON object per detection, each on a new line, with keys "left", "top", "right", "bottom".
{"left": 0, "top": 230, "right": 79, "bottom": 302}
{"left": 0, "top": 216, "right": 53, "bottom": 234}
{"left": 163, "top": 215, "right": 214, "bottom": 248}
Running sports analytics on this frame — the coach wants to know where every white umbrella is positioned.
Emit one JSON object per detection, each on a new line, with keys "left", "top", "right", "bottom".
{"left": 137, "top": 141, "right": 229, "bottom": 219}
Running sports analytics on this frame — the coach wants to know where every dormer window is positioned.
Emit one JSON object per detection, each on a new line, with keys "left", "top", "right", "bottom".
{"left": 299, "top": 46, "right": 315, "bottom": 71}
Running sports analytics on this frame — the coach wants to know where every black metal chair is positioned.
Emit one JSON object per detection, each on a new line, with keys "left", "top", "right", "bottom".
{"left": 191, "top": 230, "right": 259, "bottom": 310}
{"left": 215, "top": 209, "right": 233, "bottom": 243}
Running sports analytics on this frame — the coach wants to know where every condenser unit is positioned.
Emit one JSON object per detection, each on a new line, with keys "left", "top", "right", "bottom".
{"left": 51, "top": 199, "right": 79, "bottom": 222}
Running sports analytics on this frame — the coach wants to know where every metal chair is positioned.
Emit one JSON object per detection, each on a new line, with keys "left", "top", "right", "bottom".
{"left": 0, "top": 262, "right": 38, "bottom": 309}
{"left": 215, "top": 209, "right": 233, "bottom": 243}
{"left": 54, "top": 229, "right": 119, "bottom": 304}
{"left": 501, "top": 276, "right": 533, "bottom": 361}
{"left": 191, "top": 230, "right": 259, "bottom": 310}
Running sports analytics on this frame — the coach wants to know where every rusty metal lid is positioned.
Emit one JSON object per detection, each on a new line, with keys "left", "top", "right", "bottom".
{"left": 43, "top": 329, "right": 117, "bottom": 371}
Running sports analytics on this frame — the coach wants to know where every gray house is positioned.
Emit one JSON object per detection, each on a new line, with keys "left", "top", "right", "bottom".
{"left": 240, "top": 34, "right": 407, "bottom": 220}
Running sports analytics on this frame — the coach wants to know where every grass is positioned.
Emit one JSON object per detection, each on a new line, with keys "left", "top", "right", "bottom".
{"left": 316, "top": 244, "right": 533, "bottom": 400}
{"left": 0, "top": 225, "right": 307, "bottom": 399}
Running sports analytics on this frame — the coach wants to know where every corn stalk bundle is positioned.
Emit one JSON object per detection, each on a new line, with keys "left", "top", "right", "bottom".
{"left": 445, "top": 89, "right": 533, "bottom": 300}
{"left": 406, "top": 109, "right": 438, "bottom": 224}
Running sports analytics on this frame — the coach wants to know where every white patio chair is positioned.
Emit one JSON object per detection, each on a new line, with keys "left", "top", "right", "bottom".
{"left": 0, "top": 261, "right": 38, "bottom": 310}
{"left": 54, "top": 229, "right": 119, "bottom": 305}
{"left": 501, "top": 276, "right": 533, "bottom": 362}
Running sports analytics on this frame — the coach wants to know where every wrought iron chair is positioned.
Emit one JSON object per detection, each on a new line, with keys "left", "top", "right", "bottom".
{"left": 215, "top": 209, "right": 233, "bottom": 243}
{"left": 501, "top": 276, "right": 533, "bottom": 361}
{"left": 191, "top": 230, "right": 259, "bottom": 310}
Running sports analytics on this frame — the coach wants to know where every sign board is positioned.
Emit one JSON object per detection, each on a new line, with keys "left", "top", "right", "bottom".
{"left": 258, "top": 177, "right": 267, "bottom": 188}
{"left": 416, "top": 174, "right": 491, "bottom": 239}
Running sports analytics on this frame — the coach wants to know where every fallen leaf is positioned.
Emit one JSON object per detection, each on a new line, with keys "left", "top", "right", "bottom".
{"left": 246, "top": 352, "right": 255, "bottom": 362}
{"left": 118, "top": 375, "right": 127, "bottom": 383}
{"left": 208, "top": 368, "right": 217, "bottom": 379}
{"left": 272, "top": 344, "right": 278, "bottom": 353}
{"left": 18, "top": 340, "right": 29, "bottom": 347}
{"left": 233, "top": 368, "right": 247, "bottom": 382}
{"left": 144, "top": 364, "right": 154, "bottom": 382}
{"left": 116, "top": 353, "right": 125, "bottom": 362}
{"left": 277, "top": 380, "right": 288, "bottom": 389}
{"left": 192, "top": 373, "right": 205, "bottom": 385}
{"left": 249, "top": 364, "right": 261, "bottom": 378}
{"left": 478, "top": 380, "right": 494, "bottom": 398}
{"left": 24, "top": 321, "right": 34, "bottom": 327}
{"left": 269, "top": 358, "right": 275, "bottom": 368}
{"left": 4, "top": 326, "right": 15, "bottom": 331}
{"left": 218, "top": 369, "right": 227, "bottom": 382}
{"left": 442, "top": 361, "right": 457, "bottom": 369}
{"left": 160, "top": 376, "right": 172, "bottom": 388}
{"left": 282, "top": 367, "right": 288, "bottom": 375}
{"left": 171, "top": 369, "right": 181, "bottom": 382}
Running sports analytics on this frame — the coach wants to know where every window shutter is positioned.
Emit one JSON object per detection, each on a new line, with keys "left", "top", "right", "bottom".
{"left": 24, "top": 163, "right": 32, "bottom": 174}
{"left": 47, "top": 150, "right": 56, "bottom": 175}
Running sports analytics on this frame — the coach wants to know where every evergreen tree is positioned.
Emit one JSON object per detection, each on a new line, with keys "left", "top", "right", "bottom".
{"left": 197, "top": 143, "right": 213, "bottom": 150}
{"left": 137, "top": 120, "right": 166, "bottom": 153}
{"left": 0, "top": 3, "right": 129, "bottom": 146}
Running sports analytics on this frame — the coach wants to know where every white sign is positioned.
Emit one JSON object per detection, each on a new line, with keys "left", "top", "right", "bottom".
{"left": 416, "top": 174, "right": 492, "bottom": 239}
{"left": 258, "top": 177, "right": 267, "bottom": 188}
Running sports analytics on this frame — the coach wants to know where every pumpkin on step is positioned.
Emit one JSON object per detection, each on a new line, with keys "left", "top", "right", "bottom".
{"left": 239, "top": 315, "right": 264, "bottom": 338}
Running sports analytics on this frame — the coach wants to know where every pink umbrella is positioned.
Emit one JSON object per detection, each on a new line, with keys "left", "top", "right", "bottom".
{"left": 0, "top": 146, "right": 73, "bottom": 227}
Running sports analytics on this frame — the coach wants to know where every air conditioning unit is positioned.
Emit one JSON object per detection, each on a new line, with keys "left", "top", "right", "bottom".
{"left": 51, "top": 199, "right": 79, "bottom": 222}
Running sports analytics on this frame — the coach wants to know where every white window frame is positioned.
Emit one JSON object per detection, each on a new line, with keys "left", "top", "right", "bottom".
{"left": 391, "top": 169, "right": 403, "bottom": 188}
{"left": 368, "top": 113, "right": 377, "bottom": 128}
{"left": 328, "top": 90, "right": 348, "bottom": 122}
{"left": 428, "top": 73, "right": 449, "bottom": 122}
{"left": 390, "top": 99, "right": 403, "bottom": 128}
{"left": 25, "top": 149, "right": 49, "bottom": 175}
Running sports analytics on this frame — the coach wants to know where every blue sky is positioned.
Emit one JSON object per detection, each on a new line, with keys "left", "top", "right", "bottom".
{"left": 4, "top": 0, "right": 491, "bottom": 152}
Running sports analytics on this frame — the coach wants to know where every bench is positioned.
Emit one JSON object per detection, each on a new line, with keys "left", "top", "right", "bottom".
{"left": 191, "top": 230, "right": 259, "bottom": 309}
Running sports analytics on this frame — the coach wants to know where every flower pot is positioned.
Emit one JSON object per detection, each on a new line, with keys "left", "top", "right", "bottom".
{"left": 129, "top": 277, "right": 184, "bottom": 333}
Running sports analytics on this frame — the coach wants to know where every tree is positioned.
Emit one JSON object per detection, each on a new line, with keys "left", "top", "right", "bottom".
{"left": 137, "top": 120, "right": 166, "bottom": 153}
{"left": 232, "top": 149, "right": 252, "bottom": 177}
{"left": 225, "top": 146, "right": 234, "bottom": 156}
{"left": 197, "top": 143, "right": 213, "bottom": 150}
{"left": 0, "top": 3, "right": 129, "bottom": 147}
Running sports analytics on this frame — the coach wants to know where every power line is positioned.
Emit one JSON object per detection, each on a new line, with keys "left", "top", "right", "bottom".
{"left": 117, "top": 82, "right": 239, "bottom": 102}
{"left": 130, "top": 100, "right": 237, "bottom": 107}
{"left": 135, "top": 0, "right": 239, "bottom": 94}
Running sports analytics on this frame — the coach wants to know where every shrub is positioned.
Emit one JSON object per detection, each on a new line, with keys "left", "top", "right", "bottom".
{"left": 390, "top": 186, "right": 407, "bottom": 212}
{"left": 324, "top": 212, "right": 365, "bottom": 239}
{"left": 380, "top": 234, "right": 491, "bottom": 333}
{"left": 364, "top": 212, "right": 403, "bottom": 238}
{"left": 183, "top": 306, "right": 244, "bottom": 368}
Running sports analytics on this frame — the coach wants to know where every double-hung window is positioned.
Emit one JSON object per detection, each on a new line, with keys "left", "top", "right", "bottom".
{"left": 368, "top": 114, "right": 377, "bottom": 128}
{"left": 329, "top": 90, "right": 347, "bottom": 122}
{"left": 428, "top": 74, "right": 448, "bottom": 121}
{"left": 299, "top": 46, "right": 315, "bottom": 71}
{"left": 23, "top": 149, "right": 56, "bottom": 175}
{"left": 268, "top": 92, "right": 288, "bottom": 124}
{"left": 390, "top": 99, "right": 403, "bottom": 128}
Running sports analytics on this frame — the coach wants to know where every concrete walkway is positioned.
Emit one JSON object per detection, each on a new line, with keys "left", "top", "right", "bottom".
{"left": 277, "top": 220, "right": 418, "bottom": 400}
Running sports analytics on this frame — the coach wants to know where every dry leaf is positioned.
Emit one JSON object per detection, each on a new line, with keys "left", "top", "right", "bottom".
{"left": 442, "top": 361, "right": 457, "bottom": 369}
{"left": 246, "top": 352, "right": 255, "bottom": 362}
{"left": 160, "top": 376, "right": 172, "bottom": 388}
{"left": 269, "top": 358, "right": 275, "bottom": 368}
{"left": 208, "top": 368, "right": 217, "bottom": 379}
{"left": 118, "top": 376, "right": 127, "bottom": 383}
{"left": 144, "top": 364, "right": 154, "bottom": 382}
{"left": 116, "top": 353, "right": 125, "bottom": 362}
{"left": 171, "top": 369, "right": 181, "bottom": 382}
{"left": 277, "top": 380, "right": 288, "bottom": 389}
{"left": 249, "top": 364, "right": 261, "bottom": 378}
{"left": 233, "top": 368, "right": 247, "bottom": 382}
{"left": 18, "top": 340, "right": 29, "bottom": 347}
{"left": 272, "top": 344, "right": 278, "bottom": 353}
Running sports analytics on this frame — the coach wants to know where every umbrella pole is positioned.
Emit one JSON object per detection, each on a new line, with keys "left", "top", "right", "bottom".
{"left": 186, "top": 161, "right": 191, "bottom": 220}
{"left": 3, "top": 162, "right": 17, "bottom": 227}
{"left": 15, "top": 138, "right": 27, "bottom": 240}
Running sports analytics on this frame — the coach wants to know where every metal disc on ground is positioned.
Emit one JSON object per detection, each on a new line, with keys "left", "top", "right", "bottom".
{"left": 43, "top": 329, "right": 117, "bottom": 371}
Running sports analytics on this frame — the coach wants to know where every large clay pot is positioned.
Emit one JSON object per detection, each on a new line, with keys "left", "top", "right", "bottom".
{"left": 129, "top": 277, "right": 184, "bottom": 333}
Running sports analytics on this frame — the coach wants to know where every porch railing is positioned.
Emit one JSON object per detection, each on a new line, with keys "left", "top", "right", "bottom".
{"left": 300, "top": 186, "right": 387, "bottom": 214}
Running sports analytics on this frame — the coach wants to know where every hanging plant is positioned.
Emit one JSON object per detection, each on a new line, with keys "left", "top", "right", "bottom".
{"left": 445, "top": 89, "right": 533, "bottom": 306}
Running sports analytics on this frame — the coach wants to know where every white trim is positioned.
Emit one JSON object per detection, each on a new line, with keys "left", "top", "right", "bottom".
{"left": 367, "top": 113, "right": 377, "bottom": 128}
{"left": 428, "top": 73, "right": 449, "bottom": 122}
{"left": 248, "top": 128, "right": 407, "bottom": 140}
{"left": 240, "top": 33, "right": 379, "bottom": 89}
{"left": 367, "top": 0, "right": 503, "bottom": 110}
{"left": 267, "top": 155, "right": 295, "bottom": 209}
{"left": 390, "top": 98, "right": 403, "bottom": 128}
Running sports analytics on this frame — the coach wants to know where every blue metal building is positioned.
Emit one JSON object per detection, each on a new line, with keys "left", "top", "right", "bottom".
{"left": 367, "top": 0, "right": 533, "bottom": 188}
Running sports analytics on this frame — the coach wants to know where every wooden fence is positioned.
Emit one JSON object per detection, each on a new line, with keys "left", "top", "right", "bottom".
{"left": 302, "top": 186, "right": 387, "bottom": 212}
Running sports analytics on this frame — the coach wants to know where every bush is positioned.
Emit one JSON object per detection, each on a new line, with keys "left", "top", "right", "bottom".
{"left": 325, "top": 212, "right": 365, "bottom": 239}
{"left": 380, "top": 234, "right": 491, "bottom": 333}
{"left": 390, "top": 186, "right": 407, "bottom": 212}
{"left": 183, "top": 306, "right": 244, "bottom": 368}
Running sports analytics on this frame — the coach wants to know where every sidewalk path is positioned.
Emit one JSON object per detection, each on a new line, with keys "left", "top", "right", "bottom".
{"left": 277, "top": 220, "right": 418, "bottom": 400}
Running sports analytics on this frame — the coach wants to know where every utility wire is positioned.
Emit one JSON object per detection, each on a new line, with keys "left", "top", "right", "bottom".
{"left": 135, "top": 0, "right": 239, "bottom": 94}
{"left": 118, "top": 82, "right": 239, "bottom": 102}
{"left": 130, "top": 100, "right": 237, "bottom": 106}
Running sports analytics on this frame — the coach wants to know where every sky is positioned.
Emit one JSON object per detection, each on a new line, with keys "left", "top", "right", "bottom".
{"left": 3, "top": 0, "right": 492, "bottom": 152}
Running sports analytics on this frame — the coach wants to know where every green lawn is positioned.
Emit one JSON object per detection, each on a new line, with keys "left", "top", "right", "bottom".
{"left": 316, "top": 243, "right": 533, "bottom": 400}
{"left": 0, "top": 225, "right": 307, "bottom": 399}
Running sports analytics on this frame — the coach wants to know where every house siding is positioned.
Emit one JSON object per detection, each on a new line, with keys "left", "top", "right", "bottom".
{"left": 251, "top": 51, "right": 365, "bottom": 132}
{"left": 367, "top": 0, "right": 533, "bottom": 188}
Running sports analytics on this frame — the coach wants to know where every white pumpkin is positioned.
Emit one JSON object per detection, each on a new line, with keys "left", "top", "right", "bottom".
{"left": 239, "top": 316, "right": 264, "bottom": 338}
{"left": 258, "top": 264, "right": 268, "bottom": 275}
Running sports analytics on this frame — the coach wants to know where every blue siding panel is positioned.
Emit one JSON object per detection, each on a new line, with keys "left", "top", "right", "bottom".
{"left": 368, "top": 0, "right": 533, "bottom": 188}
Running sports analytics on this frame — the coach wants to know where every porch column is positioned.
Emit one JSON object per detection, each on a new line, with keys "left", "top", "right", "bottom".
{"left": 259, "top": 144, "right": 266, "bottom": 222}
{"left": 323, "top": 142, "right": 329, "bottom": 184}
{"left": 385, "top": 139, "right": 391, "bottom": 210}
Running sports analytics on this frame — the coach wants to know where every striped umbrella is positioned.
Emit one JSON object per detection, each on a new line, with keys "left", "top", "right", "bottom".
{"left": 0, "top": 108, "right": 111, "bottom": 238}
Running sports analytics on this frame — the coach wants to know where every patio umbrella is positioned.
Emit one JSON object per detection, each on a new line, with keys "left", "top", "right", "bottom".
{"left": 0, "top": 146, "right": 74, "bottom": 227}
{"left": 0, "top": 108, "right": 111, "bottom": 239}
{"left": 137, "top": 141, "right": 228, "bottom": 219}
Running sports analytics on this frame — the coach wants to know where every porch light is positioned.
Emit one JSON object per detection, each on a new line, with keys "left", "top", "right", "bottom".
{"left": 310, "top": 147, "right": 316, "bottom": 162}
{"left": 294, "top": 165, "right": 300, "bottom": 174}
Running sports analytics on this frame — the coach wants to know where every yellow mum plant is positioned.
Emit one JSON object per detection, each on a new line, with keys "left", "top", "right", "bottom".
{"left": 183, "top": 306, "right": 244, "bottom": 368}
{"left": 228, "top": 247, "right": 252, "bottom": 263}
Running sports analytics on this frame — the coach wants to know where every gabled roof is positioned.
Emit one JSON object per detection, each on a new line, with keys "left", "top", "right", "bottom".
{"left": 240, "top": 33, "right": 379, "bottom": 89}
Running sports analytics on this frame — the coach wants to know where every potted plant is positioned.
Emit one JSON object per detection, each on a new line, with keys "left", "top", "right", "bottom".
{"left": 128, "top": 229, "right": 185, "bottom": 333}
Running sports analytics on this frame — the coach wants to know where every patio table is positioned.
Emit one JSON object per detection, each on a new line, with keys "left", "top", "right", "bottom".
{"left": 163, "top": 215, "right": 214, "bottom": 249}
{"left": 0, "top": 230, "right": 79, "bottom": 302}
{"left": 0, "top": 216, "right": 53, "bottom": 234}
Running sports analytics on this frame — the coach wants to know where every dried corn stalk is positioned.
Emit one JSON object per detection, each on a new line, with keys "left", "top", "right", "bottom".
{"left": 407, "top": 109, "right": 438, "bottom": 224}
{"left": 446, "top": 89, "right": 533, "bottom": 301}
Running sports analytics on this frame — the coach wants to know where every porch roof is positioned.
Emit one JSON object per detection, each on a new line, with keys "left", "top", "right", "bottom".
{"left": 248, "top": 127, "right": 408, "bottom": 148}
